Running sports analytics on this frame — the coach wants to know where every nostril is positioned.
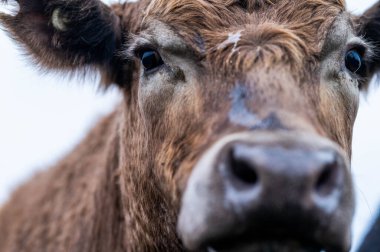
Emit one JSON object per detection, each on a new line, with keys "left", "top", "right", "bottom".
{"left": 229, "top": 149, "right": 258, "bottom": 185}
{"left": 315, "top": 158, "right": 339, "bottom": 196}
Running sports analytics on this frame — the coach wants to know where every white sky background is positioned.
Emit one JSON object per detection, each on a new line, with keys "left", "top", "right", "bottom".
{"left": 0, "top": 0, "right": 379, "bottom": 251}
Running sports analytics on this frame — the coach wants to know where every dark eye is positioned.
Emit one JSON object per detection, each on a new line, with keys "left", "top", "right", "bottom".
{"left": 139, "top": 50, "right": 164, "bottom": 72}
{"left": 345, "top": 49, "right": 364, "bottom": 75}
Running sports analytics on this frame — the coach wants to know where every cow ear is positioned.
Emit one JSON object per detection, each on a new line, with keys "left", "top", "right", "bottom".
{"left": 358, "top": 1, "right": 380, "bottom": 78}
{"left": 0, "top": 0, "right": 135, "bottom": 85}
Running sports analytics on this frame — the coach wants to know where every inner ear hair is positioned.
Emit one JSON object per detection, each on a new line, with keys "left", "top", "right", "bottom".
{"left": 51, "top": 8, "right": 69, "bottom": 32}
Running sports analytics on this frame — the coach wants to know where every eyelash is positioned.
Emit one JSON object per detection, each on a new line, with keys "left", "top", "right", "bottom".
{"left": 133, "top": 45, "right": 155, "bottom": 58}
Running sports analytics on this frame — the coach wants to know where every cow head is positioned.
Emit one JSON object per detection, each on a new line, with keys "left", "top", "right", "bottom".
{"left": 2, "top": 0, "right": 380, "bottom": 251}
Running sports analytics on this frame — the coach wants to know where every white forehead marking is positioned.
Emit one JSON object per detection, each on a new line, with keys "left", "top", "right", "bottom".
{"left": 218, "top": 30, "right": 243, "bottom": 53}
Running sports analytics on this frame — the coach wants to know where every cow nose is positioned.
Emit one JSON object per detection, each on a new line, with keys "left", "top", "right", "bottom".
{"left": 178, "top": 133, "right": 354, "bottom": 252}
{"left": 223, "top": 143, "right": 344, "bottom": 212}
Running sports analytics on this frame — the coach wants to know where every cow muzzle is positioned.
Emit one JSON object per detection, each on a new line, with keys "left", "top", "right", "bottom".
{"left": 177, "top": 132, "right": 354, "bottom": 252}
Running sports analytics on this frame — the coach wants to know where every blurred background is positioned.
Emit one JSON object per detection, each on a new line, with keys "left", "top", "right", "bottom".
{"left": 0, "top": 0, "right": 379, "bottom": 251}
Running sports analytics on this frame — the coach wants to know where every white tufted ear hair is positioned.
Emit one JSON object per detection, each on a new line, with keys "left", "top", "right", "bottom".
{"left": 51, "top": 8, "right": 68, "bottom": 32}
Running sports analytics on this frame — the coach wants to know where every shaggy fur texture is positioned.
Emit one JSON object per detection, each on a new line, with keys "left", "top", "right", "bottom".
{"left": 0, "top": 111, "right": 126, "bottom": 251}
{"left": 145, "top": 0, "right": 345, "bottom": 76}
{"left": 1, "top": 0, "right": 380, "bottom": 251}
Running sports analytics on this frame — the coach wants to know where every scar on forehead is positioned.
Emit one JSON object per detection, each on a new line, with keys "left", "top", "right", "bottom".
{"left": 218, "top": 30, "right": 243, "bottom": 53}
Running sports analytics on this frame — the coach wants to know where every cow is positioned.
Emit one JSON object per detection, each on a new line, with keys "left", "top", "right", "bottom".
{"left": 1, "top": 0, "right": 380, "bottom": 251}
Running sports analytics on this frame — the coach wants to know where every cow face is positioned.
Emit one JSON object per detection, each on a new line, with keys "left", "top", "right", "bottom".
{"left": 2, "top": 0, "right": 380, "bottom": 251}
{"left": 124, "top": 1, "right": 357, "bottom": 251}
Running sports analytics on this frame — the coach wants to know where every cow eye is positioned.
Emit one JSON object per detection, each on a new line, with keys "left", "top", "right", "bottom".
{"left": 139, "top": 50, "right": 164, "bottom": 72}
{"left": 345, "top": 49, "right": 364, "bottom": 75}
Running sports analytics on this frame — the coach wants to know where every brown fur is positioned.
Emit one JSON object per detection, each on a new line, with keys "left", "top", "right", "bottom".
{"left": 145, "top": 0, "right": 344, "bottom": 75}
{"left": 1, "top": 0, "right": 380, "bottom": 251}
{"left": 0, "top": 111, "right": 127, "bottom": 251}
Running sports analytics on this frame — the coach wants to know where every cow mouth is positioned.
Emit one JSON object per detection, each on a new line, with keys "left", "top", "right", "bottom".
{"left": 194, "top": 229, "right": 339, "bottom": 252}
{"left": 205, "top": 238, "right": 325, "bottom": 252}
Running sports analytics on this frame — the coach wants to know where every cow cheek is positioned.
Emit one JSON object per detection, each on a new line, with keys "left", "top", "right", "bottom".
{"left": 138, "top": 77, "right": 176, "bottom": 126}
{"left": 318, "top": 77, "right": 359, "bottom": 157}
{"left": 156, "top": 87, "right": 206, "bottom": 201}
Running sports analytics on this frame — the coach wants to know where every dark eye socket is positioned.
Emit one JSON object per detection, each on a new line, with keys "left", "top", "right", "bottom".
{"left": 139, "top": 50, "right": 164, "bottom": 72}
{"left": 345, "top": 48, "right": 366, "bottom": 76}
